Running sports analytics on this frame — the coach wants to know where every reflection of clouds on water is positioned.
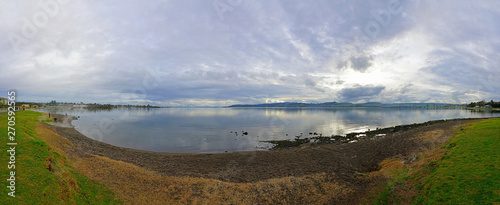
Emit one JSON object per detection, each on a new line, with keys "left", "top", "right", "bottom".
{"left": 154, "top": 108, "right": 239, "bottom": 117}
{"left": 64, "top": 108, "right": 500, "bottom": 153}
{"left": 345, "top": 126, "right": 371, "bottom": 134}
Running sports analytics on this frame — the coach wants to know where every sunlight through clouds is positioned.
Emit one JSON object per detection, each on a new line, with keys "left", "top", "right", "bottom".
{"left": 0, "top": 0, "right": 499, "bottom": 105}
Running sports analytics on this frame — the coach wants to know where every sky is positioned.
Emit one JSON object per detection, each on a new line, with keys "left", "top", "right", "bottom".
{"left": 1, "top": 0, "right": 499, "bottom": 107}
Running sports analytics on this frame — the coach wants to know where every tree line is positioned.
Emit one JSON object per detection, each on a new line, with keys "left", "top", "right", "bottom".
{"left": 467, "top": 100, "right": 500, "bottom": 108}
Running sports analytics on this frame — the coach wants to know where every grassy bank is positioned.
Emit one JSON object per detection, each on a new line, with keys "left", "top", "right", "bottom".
{"left": 368, "top": 118, "right": 500, "bottom": 204}
{"left": 0, "top": 111, "right": 120, "bottom": 204}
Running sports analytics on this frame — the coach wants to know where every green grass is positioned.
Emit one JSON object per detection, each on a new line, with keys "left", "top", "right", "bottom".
{"left": 40, "top": 119, "right": 53, "bottom": 123}
{"left": 369, "top": 118, "right": 500, "bottom": 204}
{"left": 0, "top": 111, "right": 121, "bottom": 204}
{"left": 414, "top": 118, "right": 500, "bottom": 204}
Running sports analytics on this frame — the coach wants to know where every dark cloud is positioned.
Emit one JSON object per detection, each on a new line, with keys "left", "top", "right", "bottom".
{"left": 335, "top": 55, "right": 373, "bottom": 72}
{"left": 302, "top": 75, "right": 325, "bottom": 93}
{"left": 340, "top": 85, "right": 385, "bottom": 99}
{"left": 349, "top": 55, "right": 373, "bottom": 72}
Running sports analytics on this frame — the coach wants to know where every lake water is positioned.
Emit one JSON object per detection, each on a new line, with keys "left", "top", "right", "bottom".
{"left": 42, "top": 107, "right": 499, "bottom": 153}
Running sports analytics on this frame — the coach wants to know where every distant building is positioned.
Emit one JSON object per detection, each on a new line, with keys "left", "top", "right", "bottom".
{"left": 0, "top": 97, "right": 7, "bottom": 105}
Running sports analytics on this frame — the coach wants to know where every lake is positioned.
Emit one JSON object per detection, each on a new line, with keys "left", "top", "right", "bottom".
{"left": 42, "top": 107, "right": 499, "bottom": 153}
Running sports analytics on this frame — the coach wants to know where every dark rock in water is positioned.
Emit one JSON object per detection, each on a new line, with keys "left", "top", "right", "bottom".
{"left": 242, "top": 131, "right": 248, "bottom": 135}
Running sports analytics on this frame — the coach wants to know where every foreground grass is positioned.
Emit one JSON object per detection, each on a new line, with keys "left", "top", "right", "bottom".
{"left": 416, "top": 118, "right": 500, "bottom": 204}
{"left": 369, "top": 118, "right": 500, "bottom": 204}
{"left": 0, "top": 111, "right": 120, "bottom": 204}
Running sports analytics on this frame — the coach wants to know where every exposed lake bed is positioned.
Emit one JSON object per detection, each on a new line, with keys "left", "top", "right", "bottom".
{"left": 39, "top": 111, "right": 495, "bottom": 203}
{"left": 44, "top": 111, "right": 484, "bottom": 183}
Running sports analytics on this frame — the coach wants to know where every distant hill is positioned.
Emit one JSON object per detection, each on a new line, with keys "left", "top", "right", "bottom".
{"left": 227, "top": 102, "right": 462, "bottom": 108}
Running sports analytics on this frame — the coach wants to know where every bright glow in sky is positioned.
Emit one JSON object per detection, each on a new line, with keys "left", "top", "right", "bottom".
{"left": 1, "top": 0, "right": 499, "bottom": 106}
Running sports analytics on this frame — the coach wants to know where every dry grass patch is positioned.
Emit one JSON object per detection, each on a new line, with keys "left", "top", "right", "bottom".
{"left": 35, "top": 122, "right": 74, "bottom": 157}
{"left": 412, "top": 130, "right": 445, "bottom": 144}
{"left": 376, "top": 158, "right": 405, "bottom": 178}
{"left": 75, "top": 154, "right": 354, "bottom": 204}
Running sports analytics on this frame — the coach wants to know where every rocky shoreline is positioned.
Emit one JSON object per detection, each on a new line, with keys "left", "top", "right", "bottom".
{"left": 45, "top": 112, "right": 486, "bottom": 184}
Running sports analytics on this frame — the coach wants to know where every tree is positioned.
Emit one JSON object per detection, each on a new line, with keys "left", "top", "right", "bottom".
{"left": 47, "top": 100, "right": 58, "bottom": 106}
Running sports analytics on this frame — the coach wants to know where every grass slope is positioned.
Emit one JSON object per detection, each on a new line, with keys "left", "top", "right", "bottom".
{"left": 370, "top": 118, "right": 500, "bottom": 204}
{"left": 0, "top": 111, "right": 120, "bottom": 204}
{"left": 415, "top": 118, "right": 500, "bottom": 204}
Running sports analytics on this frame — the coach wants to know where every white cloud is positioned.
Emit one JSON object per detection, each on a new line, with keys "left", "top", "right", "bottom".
{"left": 0, "top": 0, "right": 499, "bottom": 105}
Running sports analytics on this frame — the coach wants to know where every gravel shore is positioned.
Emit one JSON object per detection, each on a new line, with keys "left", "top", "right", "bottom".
{"left": 46, "top": 113, "right": 482, "bottom": 184}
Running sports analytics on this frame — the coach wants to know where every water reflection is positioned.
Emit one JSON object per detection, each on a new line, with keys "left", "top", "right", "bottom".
{"left": 40, "top": 107, "right": 500, "bottom": 153}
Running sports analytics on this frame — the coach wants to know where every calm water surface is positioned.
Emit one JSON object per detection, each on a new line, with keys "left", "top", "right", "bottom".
{"left": 43, "top": 107, "right": 499, "bottom": 153}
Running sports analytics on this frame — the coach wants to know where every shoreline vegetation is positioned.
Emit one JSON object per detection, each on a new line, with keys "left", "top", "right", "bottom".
{"left": 0, "top": 100, "right": 165, "bottom": 111}
{"left": 261, "top": 118, "right": 491, "bottom": 149}
{"left": 1, "top": 110, "right": 499, "bottom": 204}
{"left": 3, "top": 100, "right": 500, "bottom": 112}
{"left": 228, "top": 101, "right": 465, "bottom": 108}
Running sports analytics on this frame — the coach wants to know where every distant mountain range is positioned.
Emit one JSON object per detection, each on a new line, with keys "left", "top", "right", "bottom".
{"left": 227, "top": 102, "right": 464, "bottom": 108}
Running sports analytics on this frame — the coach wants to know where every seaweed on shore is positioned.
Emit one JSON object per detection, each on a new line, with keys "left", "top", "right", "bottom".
{"left": 262, "top": 118, "right": 479, "bottom": 149}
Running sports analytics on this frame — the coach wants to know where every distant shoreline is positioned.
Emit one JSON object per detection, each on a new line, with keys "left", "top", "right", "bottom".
{"left": 465, "top": 107, "right": 500, "bottom": 111}
{"left": 227, "top": 102, "right": 465, "bottom": 108}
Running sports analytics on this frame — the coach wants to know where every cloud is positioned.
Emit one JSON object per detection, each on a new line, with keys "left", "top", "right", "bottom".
{"left": 303, "top": 75, "right": 325, "bottom": 93}
{"left": 349, "top": 55, "right": 373, "bottom": 72}
{"left": 335, "top": 54, "right": 374, "bottom": 72}
{"left": 340, "top": 85, "right": 385, "bottom": 99}
{"left": 0, "top": 0, "right": 499, "bottom": 105}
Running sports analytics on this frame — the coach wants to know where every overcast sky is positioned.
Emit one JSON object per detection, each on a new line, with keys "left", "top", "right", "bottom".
{"left": 1, "top": 0, "right": 499, "bottom": 106}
